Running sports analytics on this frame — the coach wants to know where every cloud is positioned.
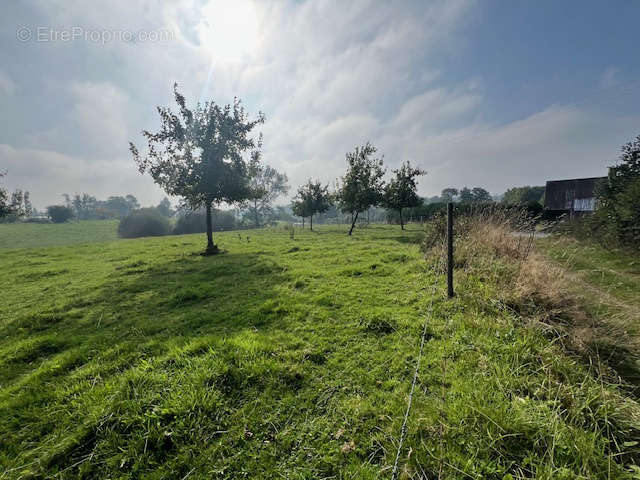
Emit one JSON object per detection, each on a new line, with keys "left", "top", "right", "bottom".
{"left": 0, "top": 71, "right": 15, "bottom": 96}
{"left": 0, "top": 144, "right": 163, "bottom": 209}
{"left": 1, "top": 0, "right": 637, "bottom": 209}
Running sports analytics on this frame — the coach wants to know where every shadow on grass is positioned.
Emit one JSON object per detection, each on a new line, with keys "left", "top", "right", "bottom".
{"left": 0, "top": 252, "right": 290, "bottom": 386}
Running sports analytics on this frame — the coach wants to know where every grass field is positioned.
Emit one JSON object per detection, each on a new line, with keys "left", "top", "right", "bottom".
{"left": 1, "top": 224, "right": 640, "bottom": 479}
{"left": 0, "top": 220, "right": 119, "bottom": 249}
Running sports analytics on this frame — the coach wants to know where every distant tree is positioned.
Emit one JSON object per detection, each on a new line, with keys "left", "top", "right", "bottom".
{"left": 0, "top": 172, "right": 9, "bottom": 218}
{"left": 440, "top": 188, "right": 458, "bottom": 203}
{"left": 291, "top": 192, "right": 311, "bottom": 228}
{"left": 337, "top": 143, "right": 386, "bottom": 235}
{"left": 471, "top": 187, "right": 493, "bottom": 203}
{"left": 103, "top": 195, "right": 139, "bottom": 218}
{"left": 293, "top": 179, "right": 332, "bottom": 231}
{"left": 595, "top": 133, "right": 640, "bottom": 248}
{"left": 459, "top": 186, "right": 493, "bottom": 204}
{"left": 0, "top": 173, "right": 31, "bottom": 221}
{"left": 502, "top": 186, "right": 545, "bottom": 205}
{"left": 70, "top": 193, "right": 98, "bottom": 221}
{"left": 117, "top": 208, "right": 171, "bottom": 238}
{"left": 459, "top": 187, "right": 473, "bottom": 203}
{"left": 383, "top": 161, "right": 426, "bottom": 230}
{"left": 130, "top": 83, "right": 264, "bottom": 254}
{"left": 173, "top": 208, "right": 236, "bottom": 234}
{"left": 47, "top": 205, "right": 75, "bottom": 223}
{"left": 244, "top": 154, "right": 289, "bottom": 228}
{"left": 156, "top": 197, "right": 173, "bottom": 217}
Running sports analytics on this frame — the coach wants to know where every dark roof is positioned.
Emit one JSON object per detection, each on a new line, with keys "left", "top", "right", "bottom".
{"left": 544, "top": 176, "right": 606, "bottom": 211}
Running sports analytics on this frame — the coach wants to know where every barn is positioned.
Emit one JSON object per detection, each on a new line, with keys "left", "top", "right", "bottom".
{"left": 544, "top": 176, "right": 607, "bottom": 217}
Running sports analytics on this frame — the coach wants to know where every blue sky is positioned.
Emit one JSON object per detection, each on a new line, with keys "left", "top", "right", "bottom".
{"left": 1, "top": 0, "right": 639, "bottom": 208}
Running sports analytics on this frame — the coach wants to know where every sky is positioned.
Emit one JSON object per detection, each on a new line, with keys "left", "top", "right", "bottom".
{"left": 1, "top": 0, "right": 639, "bottom": 209}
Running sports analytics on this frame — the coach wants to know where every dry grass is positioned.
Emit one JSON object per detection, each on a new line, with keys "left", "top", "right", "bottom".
{"left": 425, "top": 208, "right": 639, "bottom": 388}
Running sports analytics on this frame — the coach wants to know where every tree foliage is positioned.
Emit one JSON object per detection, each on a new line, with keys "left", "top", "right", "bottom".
{"left": 440, "top": 188, "right": 458, "bottom": 203}
{"left": 383, "top": 161, "right": 426, "bottom": 229}
{"left": 459, "top": 186, "right": 493, "bottom": 204}
{"left": 337, "top": 143, "right": 386, "bottom": 235}
{"left": 502, "top": 186, "right": 544, "bottom": 206}
{"left": 0, "top": 172, "right": 31, "bottom": 221}
{"left": 292, "top": 179, "right": 332, "bottom": 230}
{"left": 117, "top": 208, "right": 171, "bottom": 238}
{"left": 244, "top": 154, "right": 289, "bottom": 227}
{"left": 46, "top": 205, "right": 75, "bottom": 223}
{"left": 594, "top": 133, "right": 640, "bottom": 248}
{"left": 130, "top": 83, "right": 264, "bottom": 254}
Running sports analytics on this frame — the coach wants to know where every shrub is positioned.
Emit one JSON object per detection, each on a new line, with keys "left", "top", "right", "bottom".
{"left": 46, "top": 205, "right": 75, "bottom": 223}
{"left": 117, "top": 208, "right": 171, "bottom": 238}
{"left": 173, "top": 209, "right": 236, "bottom": 235}
{"left": 593, "top": 133, "right": 640, "bottom": 250}
{"left": 25, "top": 217, "right": 52, "bottom": 224}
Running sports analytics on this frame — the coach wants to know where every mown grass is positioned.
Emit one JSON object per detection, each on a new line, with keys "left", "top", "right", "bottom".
{"left": 0, "top": 220, "right": 119, "bottom": 249}
{"left": 1, "top": 224, "right": 639, "bottom": 479}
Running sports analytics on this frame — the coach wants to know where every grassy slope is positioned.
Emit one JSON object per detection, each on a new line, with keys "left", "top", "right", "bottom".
{"left": 0, "top": 220, "right": 119, "bottom": 249}
{"left": 1, "top": 226, "right": 639, "bottom": 479}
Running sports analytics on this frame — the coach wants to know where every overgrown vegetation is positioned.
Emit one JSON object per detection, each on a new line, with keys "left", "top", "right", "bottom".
{"left": 1, "top": 223, "right": 639, "bottom": 478}
{"left": 592, "top": 133, "right": 640, "bottom": 249}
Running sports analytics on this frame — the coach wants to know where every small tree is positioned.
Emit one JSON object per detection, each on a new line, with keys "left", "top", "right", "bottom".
{"left": 47, "top": 205, "right": 75, "bottom": 223}
{"left": 383, "top": 161, "right": 426, "bottom": 230}
{"left": 291, "top": 193, "right": 311, "bottom": 228}
{"left": 595, "top": 133, "right": 640, "bottom": 248}
{"left": 130, "top": 83, "right": 264, "bottom": 254}
{"left": 294, "top": 179, "right": 332, "bottom": 231}
{"left": 337, "top": 143, "right": 386, "bottom": 235}
{"left": 244, "top": 154, "right": 289, "bottom": 228}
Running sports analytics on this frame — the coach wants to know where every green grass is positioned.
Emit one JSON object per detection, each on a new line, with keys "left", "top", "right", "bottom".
{"left": 1, "top": 225, "right": 639, "bottom": 479}
{"left": 537, "top": 236, "right": 640, "bottom": 387}
{"left": 538, "top": 237, "right": 640, "bottom": 309}
{"left": 0, "top": 220, "right": 119, "bottom": 249}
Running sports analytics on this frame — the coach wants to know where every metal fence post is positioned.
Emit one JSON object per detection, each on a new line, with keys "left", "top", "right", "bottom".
{"left": 447, "top": 202, "right": 454, "bottom": 298}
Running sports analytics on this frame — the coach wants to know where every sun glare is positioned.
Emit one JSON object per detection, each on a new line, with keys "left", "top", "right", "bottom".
{"left": 198, "top": 0, "right": 259, "bottom": 63}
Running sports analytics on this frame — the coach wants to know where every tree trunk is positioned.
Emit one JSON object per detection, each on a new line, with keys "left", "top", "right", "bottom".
{"left": 204, "top": 202, "right": 219, "bottom": 255}
{"left": 302, "top": 217, "right": 305, "bottom": 229}
{"left": 348, "top": 211, "right": 359, "bottom": 236}
{"left": 254, "top": 199, "right": 259, "bottom": 228}
{"left": 399, "top": 208, "right": 404, "bottom": 230}
{"left": 310, "top": 215, "right": 313, "bottom": 231}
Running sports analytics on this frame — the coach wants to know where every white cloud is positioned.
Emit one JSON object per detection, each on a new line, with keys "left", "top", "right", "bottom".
{"left": 1, "top": 0, "right": 636, "bottom": 208}
{"left": 0, "top": 144, "right": 165, "bottom": 209}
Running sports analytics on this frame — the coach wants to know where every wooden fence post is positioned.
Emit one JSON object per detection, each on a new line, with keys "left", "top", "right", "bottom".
{"left": 447, "top": 202, "right": 454, "bottom": 298}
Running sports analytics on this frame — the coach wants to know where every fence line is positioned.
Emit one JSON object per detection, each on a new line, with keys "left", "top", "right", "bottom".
{"left": 390, "top": 254, "right": 443, "bottom": 480}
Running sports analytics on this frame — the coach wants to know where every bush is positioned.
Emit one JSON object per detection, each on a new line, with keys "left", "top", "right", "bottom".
{"left": 25, "top": 217, "right": 52, "bottom": 224}
{"left": 117, "top": 208, "right": 171, "bottom": 238}
{"left": 173, "top": 209, "right": 236, "bottom": 235}
{"left": 46, "top": 205, "right": 75, "bottom": 223}
{"left": 593, "top": 133, "right": 640, "bottom": 250}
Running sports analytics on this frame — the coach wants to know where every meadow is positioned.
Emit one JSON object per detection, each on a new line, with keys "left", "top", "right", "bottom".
{"left": 1, "top": 222, "right": 639, "bottom": 479}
